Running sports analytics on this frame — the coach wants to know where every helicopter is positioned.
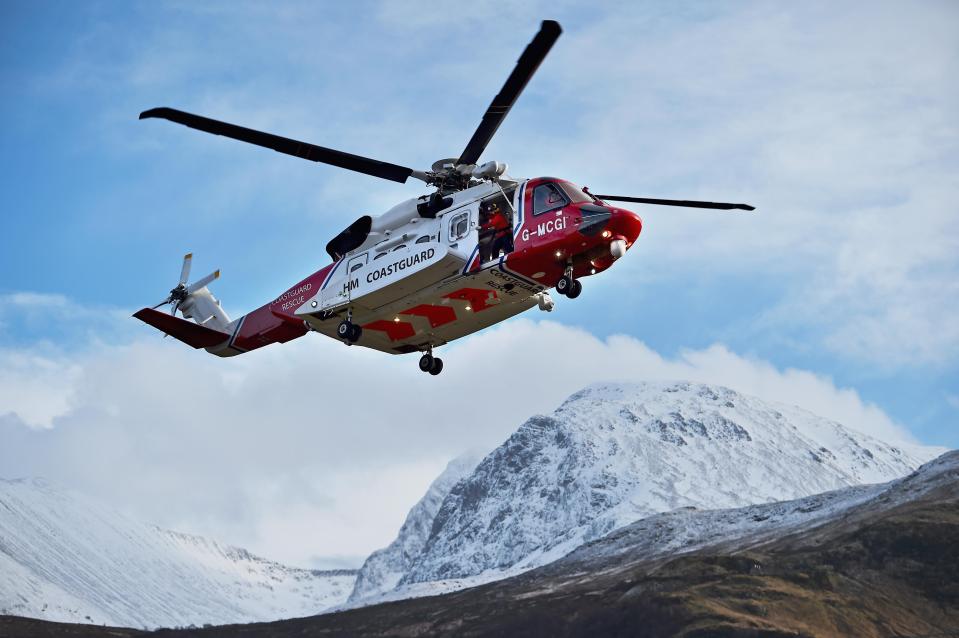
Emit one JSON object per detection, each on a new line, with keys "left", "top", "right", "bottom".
{"left": 134, "top": 20, "right": 754, "bottom": 375}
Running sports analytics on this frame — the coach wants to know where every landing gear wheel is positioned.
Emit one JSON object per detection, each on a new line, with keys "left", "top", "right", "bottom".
{"left": 429, "top": 357, "right": 444, "bottom": 376}
{"left": 419, "top": 353, "right": 434, "bottom": 372}
{"left": 338, "top": 320, "right": 361, "bottom": 343}
{"left": 556, "top": 274, "right": 581, "bottom": 298}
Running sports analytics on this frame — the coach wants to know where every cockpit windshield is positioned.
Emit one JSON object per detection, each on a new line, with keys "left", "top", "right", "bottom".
{"left": 559, "top": 181, "right": 596, "bottom": 204}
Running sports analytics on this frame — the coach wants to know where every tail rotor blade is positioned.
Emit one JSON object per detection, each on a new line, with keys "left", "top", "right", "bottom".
{"left": 593, "top": 195, "right": 755, "bottom": 211}
{"left": 179, "top": 253, "right": 193, "bottom": 286}
{"left": 153, "top": 297, "right": 172, "bottom": 309}
{"left": 186, "top": 269, "right": 220, "bottom": 294}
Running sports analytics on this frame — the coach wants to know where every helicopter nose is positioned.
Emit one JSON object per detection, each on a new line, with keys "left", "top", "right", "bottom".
{"left": 609, "top": 208, "right": 643, "bottom": 246}
{"left": 602, "top": 208, "right": 642, "bottom": 260}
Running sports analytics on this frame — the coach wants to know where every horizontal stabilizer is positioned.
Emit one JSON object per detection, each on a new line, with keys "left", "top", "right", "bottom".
{"left": 133, "top": 308, "right": 230, "bottom": 349}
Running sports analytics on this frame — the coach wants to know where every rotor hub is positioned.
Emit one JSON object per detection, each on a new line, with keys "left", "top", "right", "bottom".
{"left": 169, "top": 284, "right": 189, "bottom": 302}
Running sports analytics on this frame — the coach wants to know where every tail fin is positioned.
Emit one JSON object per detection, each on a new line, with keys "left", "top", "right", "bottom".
{"left": 134, "top": 308, "right": 230, "bottom": 349}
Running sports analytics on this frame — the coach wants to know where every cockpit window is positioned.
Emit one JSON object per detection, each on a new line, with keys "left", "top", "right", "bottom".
{"left": 533, "top": 183, "right": 569, "bottom": 215}
{"left": 559, "top": 182, "right": 595, "bottom": 204}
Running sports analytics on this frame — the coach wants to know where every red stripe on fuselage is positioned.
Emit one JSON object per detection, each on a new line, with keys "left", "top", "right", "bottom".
{"left": 362, "top": 319, "right": 416, "bottom": 341}
{"left": 400, "top": 304, "right": 456, "bottom": 328}
{"left": 444, "top": 288, "right": 499, "bottom": 312}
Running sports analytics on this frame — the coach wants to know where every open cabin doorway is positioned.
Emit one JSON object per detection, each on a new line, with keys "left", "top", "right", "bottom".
{"left": 478, "top": 187, "right": 517, "bottom": 264}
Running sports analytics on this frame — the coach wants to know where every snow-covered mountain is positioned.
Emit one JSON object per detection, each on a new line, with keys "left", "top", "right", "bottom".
{"left": 353, "top": 382, "right": 937, "bottom": 601}
{"left": 0, "top": 478, "right": 355, "bottom": 629}
{"left": 348, "top": 452, "right": 481, "bottom": 602}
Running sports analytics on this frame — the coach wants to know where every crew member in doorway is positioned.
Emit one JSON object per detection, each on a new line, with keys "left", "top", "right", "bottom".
{"left": 480, "top": 201, "right": 512, "bottom": 261}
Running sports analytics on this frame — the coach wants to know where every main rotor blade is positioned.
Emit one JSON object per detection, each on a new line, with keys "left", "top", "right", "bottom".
{"left": 593, "top": 195, "right": 756, "bottom": 211}
{"left": 456, "top": 20, "right": 562, "bottom": 167}
{"left": 179, "top": 253, "right": 193, "bottom": 286}
{"left": 140, "top": 107, "right": 423, "bottom": 184}
{"left": 187, "top": 269, "right": 220, "bottom": 294}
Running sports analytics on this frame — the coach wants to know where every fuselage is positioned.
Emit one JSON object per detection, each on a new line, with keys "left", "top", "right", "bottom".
{"left": 205, "top": 177, "right": 642, "bottom": 357}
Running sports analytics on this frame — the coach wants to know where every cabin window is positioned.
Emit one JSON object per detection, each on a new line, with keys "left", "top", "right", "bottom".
{"left": 392, "top": 244, "right": 407, "bottom": 252}
{"left": 449, "top": 211, "right": 470, "bottom": 241}
{"left": 416, "top": 235, "right": 431, "bottom": 244}
{"left": 347, "top": 254, "right": 367, "bottom": 273}
{"left": 374, "top": 251, "right": 388, "bottom": 260}
{"left": 533, "top": 183, "right": 568, "bottom": 216}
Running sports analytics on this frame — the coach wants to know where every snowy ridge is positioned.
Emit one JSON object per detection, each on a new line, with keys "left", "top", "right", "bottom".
{"left": 348, "top": 452, "right": 481, "bottom": 602}
{"left": 0, "top": 478, "right": 355, "bottom": 629}
{"left": 379, "top": 382, "right": 937, "bottom": 592}
{"left": 557, "top": 448, "right": 959, "bottom": 571}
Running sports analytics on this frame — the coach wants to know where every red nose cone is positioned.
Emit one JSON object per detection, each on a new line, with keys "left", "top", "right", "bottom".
{"left": 614, "top": 208, "right": 643, "bottom": 244}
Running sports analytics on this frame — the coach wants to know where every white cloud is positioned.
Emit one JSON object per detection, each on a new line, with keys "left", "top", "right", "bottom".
{"left": 1, "top": 292, "right": 70, "bottom": 307}
{"left": 0, "top": 350, "right": 81, "bottom": 429}
{"left": 0, "top": 316, "right": 921, "bottom": 567}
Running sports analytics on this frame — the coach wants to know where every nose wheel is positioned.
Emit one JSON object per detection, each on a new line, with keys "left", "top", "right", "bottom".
{"left": 419, "top": 352, "right": 444, "bottom": 375}
{"left": 556, "top": 273, "right": 582, "bottom": 299}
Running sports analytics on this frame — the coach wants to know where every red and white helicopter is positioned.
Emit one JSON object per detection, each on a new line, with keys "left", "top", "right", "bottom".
{"left": 135, "top": 20, "right": 753, "bottom": 375}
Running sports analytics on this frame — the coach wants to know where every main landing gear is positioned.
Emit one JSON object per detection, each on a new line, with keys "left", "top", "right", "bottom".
{"left": 418, "top": 350, "right": 444, "bottom": 375}
{"left": 556, "top": 267, "right": 582, "bottom": 299}
{"left": 337, "top": 312, "right": 362, "bottom": 345}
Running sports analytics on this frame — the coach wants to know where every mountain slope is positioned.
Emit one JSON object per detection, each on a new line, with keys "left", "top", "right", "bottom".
{"left": 401, "top": 381, "right": 936, "bottom": 585}
{"left": 0, "top": 479, "right": 355, "bottom": 629}
{"left": 16, "top": 450, "right": 953, "bottom": 637}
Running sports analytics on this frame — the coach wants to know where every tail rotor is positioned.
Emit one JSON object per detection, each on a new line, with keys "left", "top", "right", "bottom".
{"left": 154, "top": 253, "right": 220, "bottom": 316}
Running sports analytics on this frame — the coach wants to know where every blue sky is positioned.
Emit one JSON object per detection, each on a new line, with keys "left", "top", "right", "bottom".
{"left": 1, "top": 1, "right": 957, "bottom": 565}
